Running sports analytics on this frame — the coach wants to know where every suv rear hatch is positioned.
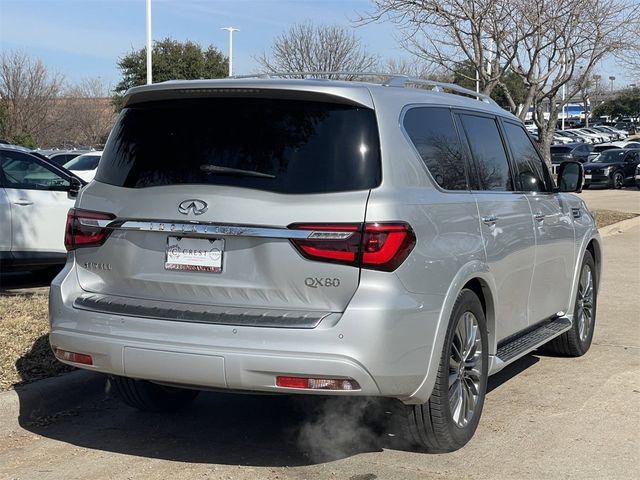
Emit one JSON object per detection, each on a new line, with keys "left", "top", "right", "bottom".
{"left": 71, "top": 92, "right": 382, "bottom": 315}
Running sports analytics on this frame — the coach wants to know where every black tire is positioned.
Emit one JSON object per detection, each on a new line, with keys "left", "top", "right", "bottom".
{"left": 109, "top": 375, "right": 199, "bottom": 412}
{"left": 396, "top": 289, "right": 489, "bottom": 453}
{"left": 612, "top": 171, "right": 624, "bottom": 189}
{"left": 582, "top": 184, "right": 589, "bottom": 190}
{"left": 543, "top": 251, "right": 597, "bottom": 357}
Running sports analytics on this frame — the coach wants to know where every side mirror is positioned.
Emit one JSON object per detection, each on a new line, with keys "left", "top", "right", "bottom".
{"left": 556, "top": 161, "right": 584, "bottom": 193}
{"left": 68, "top": 177, "right": 83, "bottom": 198}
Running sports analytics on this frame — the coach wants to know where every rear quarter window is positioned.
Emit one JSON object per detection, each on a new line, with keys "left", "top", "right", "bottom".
{"left": 402, "top": 107, "right": 468, "bottom": 190}
{"left": 97, "top": 97, "right": 381, "bottom": 194}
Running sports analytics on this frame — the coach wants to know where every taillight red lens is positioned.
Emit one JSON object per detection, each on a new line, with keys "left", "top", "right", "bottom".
{"left": 289, "top": 222, "right": 415, "bottom": 271}
{"left": 361, "top": 223, "right": 416, "bottom": 271}
{"left": 276, "top": 376, "right": 360, "bottom": 390}
{"left": 54, "top": 348, "right": 93, "bottom": 365}
{"left": 290, "top": 224, "right": 362, "bottom": 266}
{"left": 64, "top": 209, "right": 115, "bottom": 251}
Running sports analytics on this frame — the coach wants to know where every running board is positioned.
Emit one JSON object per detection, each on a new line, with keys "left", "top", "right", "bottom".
{"left": 491, "top": 317, "right": 572, "bottom": 373}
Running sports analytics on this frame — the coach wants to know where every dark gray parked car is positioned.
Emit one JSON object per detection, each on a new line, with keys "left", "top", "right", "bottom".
{"left": 551, "top": 143, "right": 593, "bottom": 164}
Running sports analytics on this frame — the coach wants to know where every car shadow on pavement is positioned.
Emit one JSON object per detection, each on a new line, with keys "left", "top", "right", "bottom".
{"left": 0, "top": 268, "right": 61, "bottom": 293}
{"left": 16, "top": 376, "right": 398, "bottom": 466}
{"left": 15, "top": 354, "right": 540, "bottom": 466}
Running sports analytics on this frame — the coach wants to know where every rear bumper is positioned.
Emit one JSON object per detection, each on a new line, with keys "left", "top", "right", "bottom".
{"left": 49, "top": 260, "right": 443, "bottom": 403}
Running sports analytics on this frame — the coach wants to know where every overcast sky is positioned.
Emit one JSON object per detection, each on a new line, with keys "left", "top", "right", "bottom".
{"left": 0, "top": 0, "right": 633, "bottom": 89}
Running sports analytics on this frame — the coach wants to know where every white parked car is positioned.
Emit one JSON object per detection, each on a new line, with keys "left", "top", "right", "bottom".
{"left": 0, "top": 146, "right": 84, "bottom": 271}
{"left": 63, "top": 151, "right": 102, "bottom": 183}
{"left": 611, "top": 140, "right": 640, "bottom": 149}
{"left": 568, "top": 129, "right": 599, "bottom": 144}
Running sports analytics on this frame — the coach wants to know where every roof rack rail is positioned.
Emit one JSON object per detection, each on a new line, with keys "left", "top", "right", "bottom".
{"left": 230, "top": 72, "right": 498, "bottom": 106}
{"left": 382, "top": 75, "right": 498, "bottom": 106}
{"left": 231, "top": 71, "right": 392, "bottom": 80}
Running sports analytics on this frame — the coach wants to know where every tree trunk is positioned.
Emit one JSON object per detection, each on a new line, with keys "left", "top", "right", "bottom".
{"left": 535, "top": 96, "right": 559, "bottom": 167}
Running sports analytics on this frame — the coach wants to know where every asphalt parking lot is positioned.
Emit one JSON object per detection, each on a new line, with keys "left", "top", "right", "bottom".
{"left": 0, "top": 194, "right": 638, "bottom": 480}
{"left": 578, "top": 187, "right": 640, "bottom": 214}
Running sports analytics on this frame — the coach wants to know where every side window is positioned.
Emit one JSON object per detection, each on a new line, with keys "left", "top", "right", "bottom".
{"left": 458, "top": 114, "right": 512, "bottom": 191}
{"left": 403, "top": 107, "right": 468, "bottom": 190}
{"left": 0, "top": 151, "right": 69, "bottom": 191}
{"left": 502, "top": 122, "right": 550, "bottom": 192}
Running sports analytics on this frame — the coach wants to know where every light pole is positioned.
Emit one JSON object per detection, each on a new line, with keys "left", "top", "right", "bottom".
{"left": 609, "top": 75, "right": 615, "bottom": 92}
{"left": 560, "top": 53, "right": 566, "bottom": 130}
{"left": 146, "top": 0, "right": 152, "bottom": 84}
{"left": 221, "top": 26, "right": 239, "bottom": 77}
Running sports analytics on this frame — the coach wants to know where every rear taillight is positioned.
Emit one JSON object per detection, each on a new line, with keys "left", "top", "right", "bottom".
{"left": 64, "top": 209, "right": 115, "bottom": 251}
{"left": 290, "top": 222, "right": 415, "bottom": 272}
{"left": 54, "top": 348, "right": 93, "bottom": 365}
{"left": 276, "top": 376, "right": 360, "bottom": 390}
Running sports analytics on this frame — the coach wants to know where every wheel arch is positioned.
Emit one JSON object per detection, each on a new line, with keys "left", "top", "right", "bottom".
{"left": 406, "top": 261, "right": 498, "bottom": 404}
{"left": 462, "top": 277, "right": 496, "bottom": 356}
{"left": 585, "top": 236, "right": 602, "bottom": 286}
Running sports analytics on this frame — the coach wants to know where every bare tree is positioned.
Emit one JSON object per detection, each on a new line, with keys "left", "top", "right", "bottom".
{"left": 0, "top": 50, "right": 63, "bottom": 145}
{"left": 511, "top": 0, "right": 639, "bottom": 160}
{"left": 256, "top": 23, "right": 379, "bottom": 78}
{"left": 363, "top": 0, "right": 523, "bottom": 95}
{"left": 55, "top": 78, "right": 116, "bottom": 147}
{"left": 364, "top": 0, "right": 639, "bottom": 163}
{"left": 383, "top": 57, "right": 450, "bottom": 80}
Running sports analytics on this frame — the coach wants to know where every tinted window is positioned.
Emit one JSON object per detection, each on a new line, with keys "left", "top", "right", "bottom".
{"left": 551, "top": 146, "right": 572, "bottom": 154}
{"left": 0, "top": 150, "right": 69, "bottom": 190}
{"left": 592, "top": 150, "right": 626, "bottom": 163}
{"left": 64, "top": 154, "right": 101, "bottom": 171}
{"left": 503, "top": 122, "right": 549, "bottom": 192}
{"left": 459, "top": 114, "right": 512, "bottom": 191}
{"left": 403, "top": 107, "right": 467, "bottom": 190}
{"left": 97, "top": 98, "right": 381, "bottom": 194}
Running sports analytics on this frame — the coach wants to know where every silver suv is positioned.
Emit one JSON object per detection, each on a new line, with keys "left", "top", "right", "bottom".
{"left": 49, "top": 75, "right": 601, "bottom": 452}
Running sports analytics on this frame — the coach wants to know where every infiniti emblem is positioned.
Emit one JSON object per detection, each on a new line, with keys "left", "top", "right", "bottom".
{"left": 178, "top": 199, "right": 208, "bottom": 216}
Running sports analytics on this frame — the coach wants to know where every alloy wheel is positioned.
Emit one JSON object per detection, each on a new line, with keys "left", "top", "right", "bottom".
{"left": 614, "top": 173, "right": 624, "bottom": 188}
{"left": 448, "top": 311, "right": 483, "bottom": 427}
{"left": 577, "top": 264, "right": 594, "bottom": 342}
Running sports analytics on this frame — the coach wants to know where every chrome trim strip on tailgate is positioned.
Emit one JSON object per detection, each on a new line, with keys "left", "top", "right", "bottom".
{"left": 73, "top": 293, "right": 332, "bottom": 328}
{"left": 82, "top": 219, "right": 354, "bottom": 240}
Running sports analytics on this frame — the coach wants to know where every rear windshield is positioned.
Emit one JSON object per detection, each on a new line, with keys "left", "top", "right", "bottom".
{"left": 96, "top": 97, "right": 381, "bottom": 194}
{"left": 551, "top": 147, "right": 571, "bottom": 153}
{"left": 64, "top": 154, "right": 100, "bottom": 171}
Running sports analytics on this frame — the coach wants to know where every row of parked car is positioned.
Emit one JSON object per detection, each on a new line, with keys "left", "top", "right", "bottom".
{"left": 550, "top": 140, "right": 640, "bottom": 189}
{"left": 0, "top": 144, "right": 101, "bottom": 271}
{"left": 527, "top": 124, "right": 635, "bottom": 146}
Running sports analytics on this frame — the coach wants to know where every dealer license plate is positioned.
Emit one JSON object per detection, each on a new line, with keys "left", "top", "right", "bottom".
{"left": 165, "top": 237, "right": 224, "bottom": 273}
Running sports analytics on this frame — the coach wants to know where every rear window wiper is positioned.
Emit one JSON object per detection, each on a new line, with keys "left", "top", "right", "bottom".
{"left": 200, "top": 164, "right": 275, "bottom": 179}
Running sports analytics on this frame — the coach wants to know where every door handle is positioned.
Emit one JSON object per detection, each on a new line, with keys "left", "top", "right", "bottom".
{"left": 534, "top": 212, "right": 545, "bottom": 222}
{"left": 481, "top": 215, "right": 498, "bottom": 226}
{"left": 13, "top": 199, "right": 33, "bottom": 206}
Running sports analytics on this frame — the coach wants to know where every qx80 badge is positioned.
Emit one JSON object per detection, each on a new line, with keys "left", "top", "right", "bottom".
{"left": 178, "top": 199, "right": 208, "bottom": 216}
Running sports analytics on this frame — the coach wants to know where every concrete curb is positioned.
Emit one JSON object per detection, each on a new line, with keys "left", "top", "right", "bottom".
{"left": 599, "top": 215, "right": 640, "bottom": 238}
{"left": 0, "top": 370, "right": 107, "bottom": 432}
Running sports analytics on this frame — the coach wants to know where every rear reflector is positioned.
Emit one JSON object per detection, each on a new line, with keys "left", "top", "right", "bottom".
{"left": 65, "top": 209, "right": 115, "bottom": 251}
{"left": 276, "top": 376, "right": 360, "bottom": 391}
{"left": 289, "top": 222, "right": 415, "bottom": 271}
{"left": 54, "top": 348, "right": 93, "bottom": 365}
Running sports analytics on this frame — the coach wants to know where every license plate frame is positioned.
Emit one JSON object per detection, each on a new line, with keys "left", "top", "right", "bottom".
{"left": 165, "top": 236, "right": 224, "bottom": 273}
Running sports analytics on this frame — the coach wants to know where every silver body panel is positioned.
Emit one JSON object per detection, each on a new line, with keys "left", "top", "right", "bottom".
{"left": 49, "top": 78, "right": 601, "bottom": 404}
